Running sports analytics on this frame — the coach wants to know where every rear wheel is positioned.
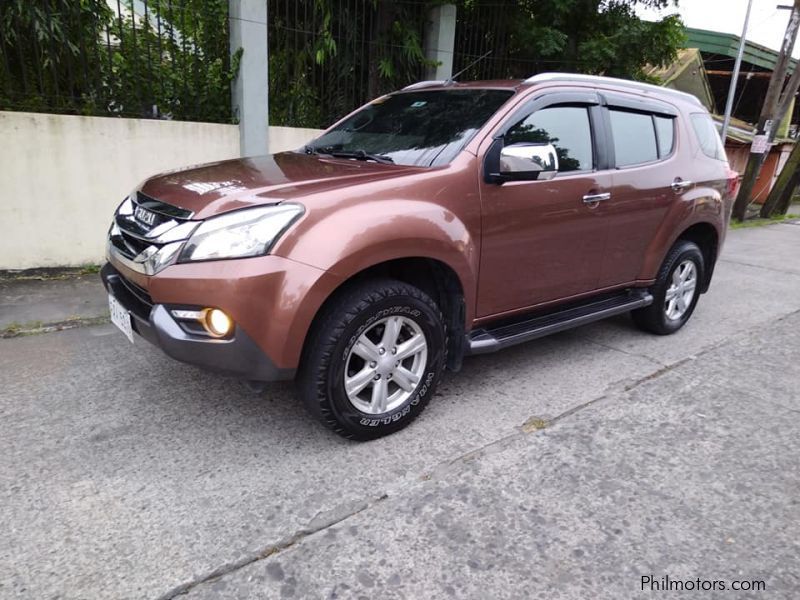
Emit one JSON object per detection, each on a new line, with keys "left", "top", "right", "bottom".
{"left": 298, "top": 278, "right": 446, "bottom": 440}
{"left": 633, "top": 239, "right": 704, "bottom": 335}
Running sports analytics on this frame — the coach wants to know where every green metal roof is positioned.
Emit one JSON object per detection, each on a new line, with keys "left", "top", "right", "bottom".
{"left": 685, "top": 27, "right": 797, "bottom": 73}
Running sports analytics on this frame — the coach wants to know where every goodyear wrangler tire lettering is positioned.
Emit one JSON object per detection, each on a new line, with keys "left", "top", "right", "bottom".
{"left": 299, "top": 278, "right": 446, "bottom": 440}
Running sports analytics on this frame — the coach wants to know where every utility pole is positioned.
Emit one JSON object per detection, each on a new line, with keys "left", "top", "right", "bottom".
{"left": 732, "top": 0, "right": 800, "bottom": 221}
{"left": 423, "top": 4, "right": 457, "bottom": 80}
{"left": 229, "top": 0, "right": 269, "bottom": 157}
{"left": 721, "top": 0, "right": 754, "bottom": 143}
{"left": 759, "top": 61, "right": 800, "bottom": 216}
{"left": 761, "top": 141, "right": 800, "bottom": 216}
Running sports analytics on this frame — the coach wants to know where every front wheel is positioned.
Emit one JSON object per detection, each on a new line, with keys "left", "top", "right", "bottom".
{"left": 297, "top": 278, "right": 446, "bottom": 440}
{"left": 632, "top": 239, "right": 704, "bottom": 335}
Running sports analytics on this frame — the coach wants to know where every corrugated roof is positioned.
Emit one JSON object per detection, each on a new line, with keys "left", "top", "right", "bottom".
{"left": 711, "top": 114, "right": 794, "bottom": 145}
{"left": 644, "top": 48, "right": 715, "bottom": 110}
{"left": 686, "top": 27, "right": 798, "bottom": 73}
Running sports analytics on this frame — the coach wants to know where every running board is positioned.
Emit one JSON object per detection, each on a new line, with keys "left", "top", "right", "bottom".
{"left": 466, "top": 290, "right": 653, "bottom": 355}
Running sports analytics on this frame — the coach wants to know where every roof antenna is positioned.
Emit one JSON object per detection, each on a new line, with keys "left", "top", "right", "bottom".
{"left": 445, "top": 50, "right": 492, "bottom": 86}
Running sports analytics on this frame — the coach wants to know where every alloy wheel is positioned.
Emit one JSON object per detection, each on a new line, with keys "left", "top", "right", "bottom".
{"left": 344, "top": 315, "right": 428, "bottom": 414}
{"left": 664, "top": 259, "right": 697, "bottom": 320}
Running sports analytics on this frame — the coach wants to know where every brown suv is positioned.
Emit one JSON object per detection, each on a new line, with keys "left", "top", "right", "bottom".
{"left": 102, "top": 73, "right": 739, "bottom": 439}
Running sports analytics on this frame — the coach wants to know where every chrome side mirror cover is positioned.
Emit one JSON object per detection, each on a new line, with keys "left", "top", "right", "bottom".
{"left": 498, "top": 142, "right": 559, "bottom": 181}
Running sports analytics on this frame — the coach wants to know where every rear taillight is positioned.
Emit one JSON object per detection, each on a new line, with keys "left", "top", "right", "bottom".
{"left": 726, "top": 166, "right": 740, "bottom": 198}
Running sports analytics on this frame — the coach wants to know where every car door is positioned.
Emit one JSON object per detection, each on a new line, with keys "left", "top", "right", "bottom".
{"left": 477, "top": 91, "right": 614, "bottom": 318}
{"left": 595, "top": 94, "right": 680, "bottom": 287}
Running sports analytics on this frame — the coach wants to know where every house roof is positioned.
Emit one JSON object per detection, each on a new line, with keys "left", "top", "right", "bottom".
{"left": 686, "top": 27, "right": 798, "bottom": 73}
{"left": 711, "top": 114, "right": 795, "bottom": 145}
{"left": 643, "top": 48, "right": 715, "bottom": 111}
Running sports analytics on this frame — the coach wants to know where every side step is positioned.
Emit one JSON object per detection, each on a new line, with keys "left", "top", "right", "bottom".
{"left": 466, "top": 290, "right": 653, "bottom": 355}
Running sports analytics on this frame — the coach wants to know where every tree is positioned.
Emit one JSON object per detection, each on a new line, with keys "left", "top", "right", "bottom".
{"left": 0, "top": 0, "right": 112, "bottom": 114}
{"left": 268, "top": 0, "right": 437, "bottom": 128}
{"left": 0, "top": 0, "right": 239, "bottom": 123}
{"left": 103, "top": 0, "right": 240, "bottom": 122}
{"left": 268, "top": 0, "right": 686, "bottom": 129}
{"left": 456, "top": 0, "right": 685, "bottom": 81}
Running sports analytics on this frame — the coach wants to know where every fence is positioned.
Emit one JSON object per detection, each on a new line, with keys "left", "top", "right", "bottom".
{"left": 453, "top": 2, "right": 538, "bottom": 81}
{"left": 268, "top": 0, "right": 429, "bottom": 129}
{"left": 0, "top": 0, "right": 236, "bottom": 123}
{"left": 266, "top": 0, "right": 571, "bottom": 130}
{"left": 2, "top": 1, "right": 674, "bottom": 131}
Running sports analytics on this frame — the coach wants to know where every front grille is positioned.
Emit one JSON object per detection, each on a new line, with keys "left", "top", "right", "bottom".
{"left": 110, "top": 192, "right": 195, "bottom": 262}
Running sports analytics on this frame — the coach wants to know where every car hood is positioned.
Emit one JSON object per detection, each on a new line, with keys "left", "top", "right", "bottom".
{"left": 139, "top": 152, "right": 424, "bottom": 219}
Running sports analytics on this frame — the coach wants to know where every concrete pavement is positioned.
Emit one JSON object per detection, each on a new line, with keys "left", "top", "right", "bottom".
{"left": 1, "top": 223, "right": 799, "bottom": 599}
{"left": 0, "top": 270, "right": 108, "bottom": 334}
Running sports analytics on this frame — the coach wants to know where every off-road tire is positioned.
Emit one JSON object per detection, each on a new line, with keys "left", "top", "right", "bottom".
{"left": 297, "top": 278, "right": 446, "bottom": 440}
{"left": 632, "top": 239, "right": 705, "bottom": 335}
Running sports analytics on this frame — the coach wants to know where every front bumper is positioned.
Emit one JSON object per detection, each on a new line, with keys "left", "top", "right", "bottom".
{"left": 100, "top": 263, "right": 294, "bottom": 381}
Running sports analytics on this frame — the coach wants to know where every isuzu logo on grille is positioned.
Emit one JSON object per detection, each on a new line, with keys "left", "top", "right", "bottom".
{"left": 134, "top": 206, "right": 157, "bottom": 226}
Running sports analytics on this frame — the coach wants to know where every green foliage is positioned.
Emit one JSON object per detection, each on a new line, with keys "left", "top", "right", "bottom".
{"left": 729, "top": 213, "right": 800, "bottom": 229}
{"left": 270, "top": 0, "right": 685, "bottom": 128}
{"left": 0, "top": 0, "right": 112, "bottom": 113}
{"left": 0, "top": 0, "right": 239, "bottom": 123}
{"left": 2, "top": 0, "right": 684, "bottom": 127}
{"left": 457, "top": 0, "right": 685, "bottom": 80}
{"left": 268, "top": 0, "right": 439, "bottom": 128}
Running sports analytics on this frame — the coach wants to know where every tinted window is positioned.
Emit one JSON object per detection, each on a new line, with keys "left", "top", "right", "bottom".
{"left": 654, "top": 116, "right": 675, "bottom": 157}
{"left": 307, "top": 89, "right": 513, "bottom": 167}
{"left": 505, "top": 106, "right": 593, "bottom": 172}
{"left": 690, "top": 113, "right": 726, "bottom": 161}
{"left": 610, "top": 109, "right": 657, "bottom": 167}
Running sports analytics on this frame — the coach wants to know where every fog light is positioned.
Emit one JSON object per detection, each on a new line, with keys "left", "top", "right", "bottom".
{"left": 204, "top": 308, "right": 232, "bottom": 337}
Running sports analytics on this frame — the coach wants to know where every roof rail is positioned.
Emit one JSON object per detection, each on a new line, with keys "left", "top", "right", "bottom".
{"left": 523, "top": 72, "right": 703, "bottom": 107}
{"left": 401, "top": 80, "right": 447, "bottom": 91}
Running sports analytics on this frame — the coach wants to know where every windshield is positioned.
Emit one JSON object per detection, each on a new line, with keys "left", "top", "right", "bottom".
{"left": 305, "top": 89, "right": 514, "bottom": 167}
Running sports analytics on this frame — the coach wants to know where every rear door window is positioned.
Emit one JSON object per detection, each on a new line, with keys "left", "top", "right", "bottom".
{"left": 609, "top": 109, "right": 658, "bottom": 167}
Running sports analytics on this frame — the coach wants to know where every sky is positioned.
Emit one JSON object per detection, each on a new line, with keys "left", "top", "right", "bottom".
{"left": 635, "top": 0, "right": 800, "bottom": 59}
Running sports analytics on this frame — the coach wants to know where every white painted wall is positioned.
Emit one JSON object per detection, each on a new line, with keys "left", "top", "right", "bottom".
{"left": 0, "top": 112, "right": 322, "bottom": 269}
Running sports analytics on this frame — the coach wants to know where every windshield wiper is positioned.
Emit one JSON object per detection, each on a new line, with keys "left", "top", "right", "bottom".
{"left": 305, "top": 146, "right": 394, "bottom": 164}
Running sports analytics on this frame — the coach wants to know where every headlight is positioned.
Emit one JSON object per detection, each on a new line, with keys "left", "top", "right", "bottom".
{"left": 179, "top": 203, "right": 304, "bottom": 262}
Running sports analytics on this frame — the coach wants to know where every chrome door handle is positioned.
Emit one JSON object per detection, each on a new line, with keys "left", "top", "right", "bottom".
{"left": 671, "top": 179, "right": 693, "bottom": 192}
{"left": 582, "top": 192, "right": 611, "bottom": 204}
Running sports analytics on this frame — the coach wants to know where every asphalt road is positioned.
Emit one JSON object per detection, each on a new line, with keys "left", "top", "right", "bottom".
{"left": 1, "top": 223, "right": 799, "bottom": 599}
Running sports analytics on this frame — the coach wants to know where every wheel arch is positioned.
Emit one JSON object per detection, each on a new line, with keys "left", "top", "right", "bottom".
{"left": 296, "top": 256, "right": 468, "bottom": 373}
{"left": 641, "top": 216, "right": 722, "bottom": 295}
{"left": 674, "top": 222, "right": 720, "bottom": 293}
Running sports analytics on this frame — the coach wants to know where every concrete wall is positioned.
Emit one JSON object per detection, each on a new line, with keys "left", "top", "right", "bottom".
{"left": 0, "top": 112, "right": 322, "bottom": 269}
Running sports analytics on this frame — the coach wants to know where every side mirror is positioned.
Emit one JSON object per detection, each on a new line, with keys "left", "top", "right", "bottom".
{"left": 498, "top": 142, "right": 559, "bottom": 181}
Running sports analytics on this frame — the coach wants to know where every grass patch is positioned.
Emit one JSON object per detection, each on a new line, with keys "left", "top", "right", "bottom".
{"left": 1, "top": 315, "right": 109, "bottom": 338}
{"left": 521, "top": 416, "right": 549, "bottom": 433}
{"left": 0, "top": 264, "right": 102, "bottom": 282}
{"left": 78, "top": 264, "right": 101, "bottom": 275}
{"left": 730, "top": 213, "right": 800, "bottom": 229}
{"left": 1, "top": 320, "right": 43, "bottom": 337}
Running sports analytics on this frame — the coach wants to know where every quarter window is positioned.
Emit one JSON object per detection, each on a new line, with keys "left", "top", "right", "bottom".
{"left": 609, "top": 109, "right": 658, "bottom": 167}
{"left": 690, "top": 113, "right": 726, "bottom": 161}
{"left": 504, "top": 106, "right": 593, "bottom": 172}
{"left": 654, "top": 116, "right": 675, "bottom": 157}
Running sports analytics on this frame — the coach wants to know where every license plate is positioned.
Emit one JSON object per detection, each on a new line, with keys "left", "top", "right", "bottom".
{"left": 108, "top": 294, "right": 134, "bottom": 344}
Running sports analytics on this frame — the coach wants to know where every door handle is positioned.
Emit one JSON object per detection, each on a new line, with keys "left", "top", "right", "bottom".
{"left": 582, "top": 192, "right": 611, "bottom": 204}
{"left": 671, "top": 179, "right": 693, "bottom": 193}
